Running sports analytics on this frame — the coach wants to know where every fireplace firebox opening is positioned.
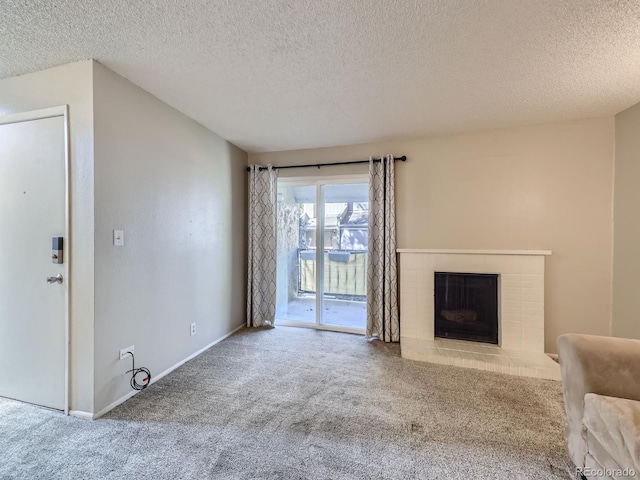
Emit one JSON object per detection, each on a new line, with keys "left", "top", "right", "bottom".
{"left": 434, "top": 272, "right": 499, "bottom": 344}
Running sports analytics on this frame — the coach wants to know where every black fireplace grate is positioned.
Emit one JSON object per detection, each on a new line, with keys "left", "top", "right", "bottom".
{"left": 434, "top": 272, "right": 499, "bottom": 344}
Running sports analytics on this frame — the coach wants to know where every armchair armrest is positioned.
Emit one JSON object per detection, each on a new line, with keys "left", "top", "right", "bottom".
{"left": 557, "top": 334, "right": 640, "bottom": 469}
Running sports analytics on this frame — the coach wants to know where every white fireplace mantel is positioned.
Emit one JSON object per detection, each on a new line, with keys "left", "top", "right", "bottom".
{"left": 397, "top": 249, "right": 560, "bottom": 380}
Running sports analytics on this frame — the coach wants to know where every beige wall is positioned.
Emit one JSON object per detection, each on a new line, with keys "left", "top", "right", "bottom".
{"left": 250, "top": 117, "right": 616, "bottom": 353}
{"left": 92, "top": 62, "right": 247, "bottom": 413}
{"left": 0, "top": 61, "right": 95, "bottom": 413}
{"left": 613, "top": 101, "right": 640, "bottom": 340}
{"left": 0, "top": 60, "right": 247, "bottom": 415}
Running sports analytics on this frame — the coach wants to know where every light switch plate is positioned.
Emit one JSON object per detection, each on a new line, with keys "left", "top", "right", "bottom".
{"left": 114, "top": 230, "right": 124, "bottom": 247}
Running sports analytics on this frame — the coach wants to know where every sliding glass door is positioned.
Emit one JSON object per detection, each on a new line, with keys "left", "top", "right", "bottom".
{"left": 275, "top": 183, "right": 316, "bottom": 325}
{"left": 275, "top": 176, "right": 368, "bottom": 333}
{"left": 320, "top": 183, "right": 368, "bottom": 329}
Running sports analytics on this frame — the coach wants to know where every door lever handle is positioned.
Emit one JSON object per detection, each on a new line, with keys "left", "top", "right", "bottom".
{"left": 46, "top": 274, "right": 63, "bottom": 284}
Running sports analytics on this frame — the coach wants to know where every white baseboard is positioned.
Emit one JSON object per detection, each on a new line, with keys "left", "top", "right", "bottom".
{"left": 69, "top": 410, "right": 94, "bottom": 420}
{"left": 91, "top": 390, "right": 138, "bottom": 420}
{"left": 149, "top": 323, "right": 245, "bottom": 387}
{"left": 91, "top": 323, "right": 245, "bottom": 420}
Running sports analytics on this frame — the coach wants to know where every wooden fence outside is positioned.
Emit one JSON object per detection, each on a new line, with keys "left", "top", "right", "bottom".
{"left": 299, "top": 250, "right": 367, "bottom": 297}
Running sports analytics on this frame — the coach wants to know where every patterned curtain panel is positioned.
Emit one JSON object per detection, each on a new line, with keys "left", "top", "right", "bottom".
{"left": 247, "top": 165, "right": 278, "bottom": 327}
{"left": 366, "top": 155, "right": 399, "bottom": 342}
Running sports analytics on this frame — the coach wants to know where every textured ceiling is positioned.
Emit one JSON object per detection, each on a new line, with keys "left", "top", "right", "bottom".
{"left": 2, "top": 1, "right": 640, "bottom": 152}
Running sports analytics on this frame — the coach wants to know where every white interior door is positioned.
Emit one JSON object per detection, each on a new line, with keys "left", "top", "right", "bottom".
{"left": 0, "top": 114, "right": 67, "bottom": 410}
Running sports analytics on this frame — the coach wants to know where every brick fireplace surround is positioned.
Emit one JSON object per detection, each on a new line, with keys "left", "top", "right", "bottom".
{"left": 397, "top": 249, "right": 560, "bottom": 380}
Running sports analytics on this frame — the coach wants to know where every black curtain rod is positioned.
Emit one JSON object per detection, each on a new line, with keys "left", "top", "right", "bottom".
{"left": 246, "top": 155, "right": 407, "bottom": 172}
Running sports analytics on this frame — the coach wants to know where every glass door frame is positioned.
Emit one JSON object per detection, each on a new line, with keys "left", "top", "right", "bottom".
{"left": 275, "top": 173, "right": 368, "bottom": 335}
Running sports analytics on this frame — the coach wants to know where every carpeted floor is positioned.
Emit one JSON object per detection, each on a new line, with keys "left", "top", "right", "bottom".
{"left": 0, "top": 326, "right": 572, "bottom": 479}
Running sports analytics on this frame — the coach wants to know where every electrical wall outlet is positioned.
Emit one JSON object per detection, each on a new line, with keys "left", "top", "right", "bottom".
{"left": 119, "top": 345, "right": 134, "bottom": 360}
{"left": 190, "top": 323, "right": 196, "bottom": 336}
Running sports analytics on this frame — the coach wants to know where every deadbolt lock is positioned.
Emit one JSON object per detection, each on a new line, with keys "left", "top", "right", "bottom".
{"left": 52, "top": 237, "right": 63, "bottom": 264}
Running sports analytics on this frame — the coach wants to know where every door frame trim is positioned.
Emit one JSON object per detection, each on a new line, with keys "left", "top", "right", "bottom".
{"left": 0, "top": 106, "right": 70, "bottom": 414}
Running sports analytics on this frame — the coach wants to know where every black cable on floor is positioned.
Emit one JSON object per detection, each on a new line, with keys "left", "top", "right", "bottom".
{"left": 125, "top": 352, "right": 151, "bottom": 390}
